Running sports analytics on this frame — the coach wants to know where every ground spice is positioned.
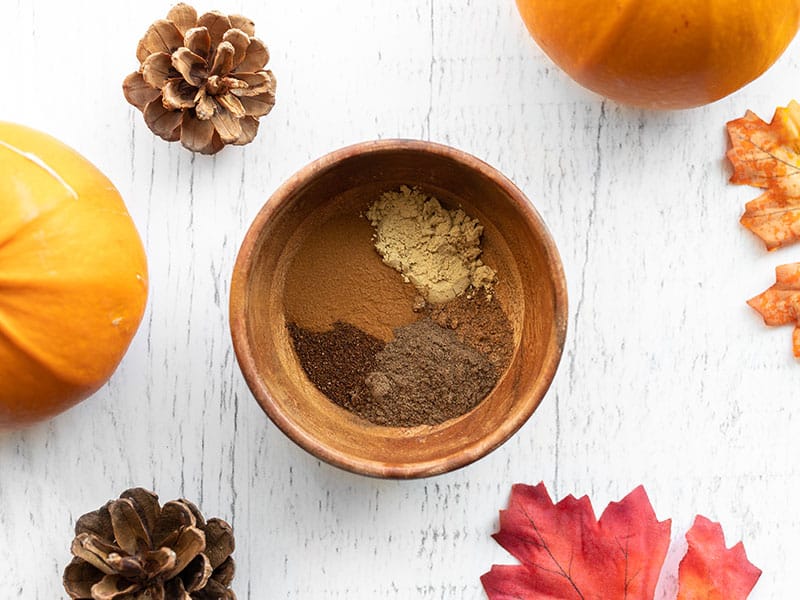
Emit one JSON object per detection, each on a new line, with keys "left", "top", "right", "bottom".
{"left": 283, "top": 210, "right": 418, "bottom": 342}
{"left": 284, "top": 189, "right": 514, "bottom": 428}
{"left": 288, "top": 321, "right": 384, "bottom": 413}
{"left": 366, "top": 186, "right": 495, "bottom": 303}
{"left": 425, "top": 292, "right": 514, "bottom": 374}
{"left": 364, "top": 318, "right": 497, "bottom": 427}
{"left": 288, "top": 317, "right": 500, "bottom": 427}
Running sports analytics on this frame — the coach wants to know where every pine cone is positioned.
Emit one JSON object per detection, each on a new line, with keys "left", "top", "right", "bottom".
{"left": 123, "top": 3, "right": 276, "bottom": 154}
{"left": 63, "top": 488, "right": 236, "bottom": 600}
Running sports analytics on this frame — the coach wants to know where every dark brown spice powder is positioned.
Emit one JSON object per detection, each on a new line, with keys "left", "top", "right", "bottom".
{"left": 288, "top": 293, "right": 514, "bottom": 427}
{"left": 288, "top": 321, "right": 384, "bottom": 413}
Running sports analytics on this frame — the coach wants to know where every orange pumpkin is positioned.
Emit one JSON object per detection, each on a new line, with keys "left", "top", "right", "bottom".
{"left": 0, "top": 123, "right": 148, "bottom": 430}
{"left": 515, "top": 0, "right": 800, "bottom": 109}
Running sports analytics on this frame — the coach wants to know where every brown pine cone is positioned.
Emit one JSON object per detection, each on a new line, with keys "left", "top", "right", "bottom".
{"left": 123, "top": 3, "right": 276, "bottom": 154}
{"left": 63, "top": 488, "right": 236, "bottom": 600}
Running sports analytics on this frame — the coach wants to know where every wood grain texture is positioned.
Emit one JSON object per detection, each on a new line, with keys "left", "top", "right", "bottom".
{"left": 1, "top": 0, "right": 799, "bottom": 597}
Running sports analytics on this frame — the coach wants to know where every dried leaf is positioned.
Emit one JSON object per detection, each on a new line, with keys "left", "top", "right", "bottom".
{"left": 482, "top": 483, "right": 761, "bottom": 600}
{"left": 727, "top": 101, "right": 800, "bottom": 251}
{"left": 677, "top": 516, "right": 761, "bottom": 600}
{"left": 747, "top": 262, "right": 800, "bottom": 357}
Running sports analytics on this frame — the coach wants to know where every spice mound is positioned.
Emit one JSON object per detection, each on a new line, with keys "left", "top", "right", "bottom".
{"left": 365, "top": 318, "right": 496, "bottom": 426}
{"left": 286, "top": 185, "right": 514, "bottom": 427}
{"left": 288, "top": 321, "right": 384, "bottom": 413}
{"left": 366, "top": 186, "right": 495, "bottom": 303}
{"left": 426, "top": 291, "right": 514, "bottom": 373}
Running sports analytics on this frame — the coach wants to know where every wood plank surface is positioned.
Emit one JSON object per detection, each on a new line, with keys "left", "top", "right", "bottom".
{"left": 2, "top": 0, "right": 799, "bottom": 597}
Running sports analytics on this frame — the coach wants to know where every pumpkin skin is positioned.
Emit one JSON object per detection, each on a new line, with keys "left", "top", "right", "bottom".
{"left": 0, "top": 123, "right": 148, "bottom": 430}
{"left": 515, "top": 0, "right": 800, "bottom": 109}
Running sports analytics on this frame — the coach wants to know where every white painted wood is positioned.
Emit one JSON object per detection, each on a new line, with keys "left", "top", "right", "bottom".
{"left": 2, "top": 1, "right": 799, "bottom": 597}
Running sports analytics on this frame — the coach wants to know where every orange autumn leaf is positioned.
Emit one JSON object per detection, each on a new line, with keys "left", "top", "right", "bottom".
{"left": 747, "top": 262, "right": 800, "bottom": 357}
{"left": 482, "top": 483, "right": 761, "bottom": 600}
{"left": 677, "top": 516, "right": 761, "bottom": 600}
{"left": 726, "top": 101, "right": 800, "bottom": 251}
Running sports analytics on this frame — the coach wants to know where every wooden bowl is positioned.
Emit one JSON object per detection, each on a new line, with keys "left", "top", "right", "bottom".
{"left": 230, "top": 140, "right": 567, "bottom": 478}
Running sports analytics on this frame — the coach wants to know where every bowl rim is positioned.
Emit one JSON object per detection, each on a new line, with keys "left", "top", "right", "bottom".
{"left": 230, "top": 138, "right": 568, "bottom": 478}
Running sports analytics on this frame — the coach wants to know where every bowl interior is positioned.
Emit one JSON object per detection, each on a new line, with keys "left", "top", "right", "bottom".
{"left": 232, "top": 143, "right": 566, "bottom": 477}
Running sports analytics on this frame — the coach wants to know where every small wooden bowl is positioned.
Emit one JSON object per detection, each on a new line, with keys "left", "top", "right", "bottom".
{"left": 230, "top": 140, "right": 567, "bottom": 478}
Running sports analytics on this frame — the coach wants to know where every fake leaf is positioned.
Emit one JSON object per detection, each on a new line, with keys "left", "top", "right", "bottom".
{"left": 747, "top": 262, "right": 800, "bottom": 357}
{"left": 726, "top": 101, "right": 800, "bottom": 251}
{"left": 677, "top": 516, "right": 761, "bottom": 600}
{"left": 482, "top": 483, "right": 761, "bottom": 600}
{"left": 481, "top": 483, "right": 670, "bottom": 599}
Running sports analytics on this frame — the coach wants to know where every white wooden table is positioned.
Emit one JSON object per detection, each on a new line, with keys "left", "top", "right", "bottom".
{"left": 3, "top": 1, "right": 799, "bottom": 598}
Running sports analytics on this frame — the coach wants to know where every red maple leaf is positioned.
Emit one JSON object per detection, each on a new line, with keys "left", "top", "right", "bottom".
{"left": 727, "top": 101, "right": 800, "bottom": 251}
{"left": 482, "top": 483, "right": 761, "bottom": 600}
{"left": 677, "top": 516, "right": 762, "bottom": 600}
{"left": 481, "top": 484, "right": 670, "bottom": 599}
